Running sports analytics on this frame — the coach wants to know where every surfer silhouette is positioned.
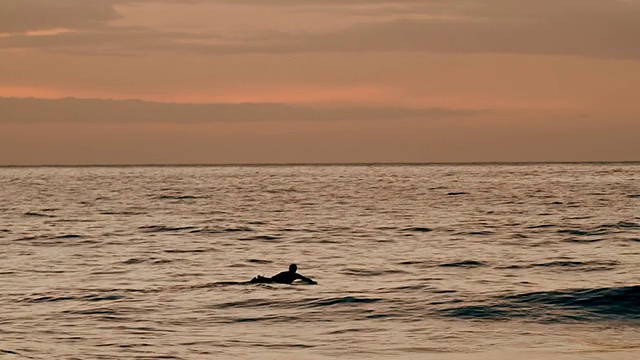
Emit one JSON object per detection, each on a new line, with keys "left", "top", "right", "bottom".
{"left": 250, "top": 264, "right": 317, "bottom": 285}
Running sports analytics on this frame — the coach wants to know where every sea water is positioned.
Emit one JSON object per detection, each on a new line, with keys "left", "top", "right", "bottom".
{"left": 0, "top": 164, "right": 638, "bottom": 359}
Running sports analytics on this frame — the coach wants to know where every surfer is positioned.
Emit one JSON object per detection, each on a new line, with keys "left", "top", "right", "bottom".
{"left": 250, "top": 264, "right": 317, "bottom": 285}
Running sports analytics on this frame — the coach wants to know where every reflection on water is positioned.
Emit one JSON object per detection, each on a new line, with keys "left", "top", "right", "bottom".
{"left": 0, "top": 164, "right": 638, "bottom": 359}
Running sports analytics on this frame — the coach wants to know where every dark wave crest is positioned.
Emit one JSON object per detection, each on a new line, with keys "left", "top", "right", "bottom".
{"left": 21, "top": 293, "right": 125, "bottom": 303}
{"left": 401, "top": 227, "right": 433, "bottom": 232}
{"left": 24, "top": 211, "right": 55, "bottom": 218}
{"left": 157, "top": 195, "right": 199, "bottom": 200}
{"left": 239, "top": 235, "right": 280, "bottom": 241}
{"left": 139, "top": 225, "right": 197, "bottom": 233}
{"left": 498, "top": 260, "right": 619, "bottom": 271}
{"left": 438, "top": 260, "right": 487, "bottom": 268}
{"left": 439, "top": 285, "right": 640, "bottom": 322}
{"left": 307, "top": 296, "right": 383, "bottom": 307}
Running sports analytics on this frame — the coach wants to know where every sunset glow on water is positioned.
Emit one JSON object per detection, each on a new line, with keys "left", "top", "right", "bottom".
{"left": 1, "top": 164, "right": 638, "bottom": 359}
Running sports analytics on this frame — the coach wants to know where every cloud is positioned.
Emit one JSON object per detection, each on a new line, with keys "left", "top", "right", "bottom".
{"left": 0, "top": 97, "right": 483, "bottom": 124}
{"left": 0, "top": 27, "right": 213, "bottom": 56}
{"left": 0, "top": 0, "right": 428, "bottom": 35}
{"left": 0, "top": 0, "right": 121, "bottom": 33}
{"left": 271, "top": 15, "right": 640, "bottom": 60}
{"left": 1, "top": 0, "right": 639, "bottom": 60}
{"left": 180, "top": 0, "right": 640, "bottom": 59}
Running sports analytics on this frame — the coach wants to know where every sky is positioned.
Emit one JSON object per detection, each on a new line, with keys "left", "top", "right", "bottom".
{"left": 0, "top": 0, "right": 639, "bottom": 165}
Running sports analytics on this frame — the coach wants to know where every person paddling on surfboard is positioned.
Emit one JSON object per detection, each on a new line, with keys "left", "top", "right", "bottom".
{"left": 250, "top": 264, "right": 317, "bottom": 284}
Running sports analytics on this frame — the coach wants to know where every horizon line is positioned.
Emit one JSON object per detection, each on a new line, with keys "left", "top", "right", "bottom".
{"left": 1, "top": 161, "right": 639, "bottom": 168}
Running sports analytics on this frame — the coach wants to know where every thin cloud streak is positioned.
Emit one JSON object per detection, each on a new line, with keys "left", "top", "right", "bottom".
{"left": 1, "top": 0, "right": 638, "bottom": 60}
{"left": 0, "top": 97, "right": 485, "bottom": 124}
{"left": 0, "top": 0, "right": 121, "bottom": 33}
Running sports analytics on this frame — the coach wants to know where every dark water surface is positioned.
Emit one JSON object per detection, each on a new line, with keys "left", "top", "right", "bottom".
{"left": 1, "top": 164, "right": 638, "bottom": 359}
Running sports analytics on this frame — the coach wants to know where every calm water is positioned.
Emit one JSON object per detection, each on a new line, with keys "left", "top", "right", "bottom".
{"left": 0, "top": 164, "right": 638, "bottom": 359}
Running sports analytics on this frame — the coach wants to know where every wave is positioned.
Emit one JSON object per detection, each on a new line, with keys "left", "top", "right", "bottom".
{"left": 22, "top": 293, "right": 125, "bottom": 303}
{"left": 231, "top": 315, "right": 301, "bottom": 324}
{"left": 599, "top": 221, "right": 639, "bottom": 229}
{"left": 498, "top": 260, "right": 618, "bottom": 271}
{"left": 121, "top": 257, "right": 173, "bottom": 265}
{"left": 163, "top": 248, "right": 211, "bottom": 253}
{"left": 61, "top": 308, "right": 119, "bottom": 316}
{"left": 139, "top": 225, "right": 198, "bottom": 232}
{"left": 526, "top": 224, "right": 555, "bottom": 229}
{"left": 524, "top": 222, "right": 637, "bottom": 237}
{"left": 554, "top": 222, "right": 638, "bottom": 239}
{"left": 209, "top": 295, "right": 382, "bottom": 311}
{"left": 247, "top": 259, "right": 273, "bottom": 264}
{"left": 55, "top": 234, "right": 83, "bottom": 239}
{"left": 562, "top": 237, "right": 606, "bottom": 244}
{"left": 401, "top": 227, "right": 433, "bottom": 232}
{"left": 438, "top": 260, "right": 487, "bottom": 268}
{"left": 157, "top": 195, "right": 199, "bottom": 200}
{"left": 24, "top": 211, "right": 55, "bottom": 218}
{"left": 100, "top": 210, "right": 146, "bottom": 215}
{"left": 397, "top": 260, "right": 426, "bottom": 265}
{"left": 466, "top": 231, "right": 494, "bottom": 236}
{"left": 189, "top": 226, "right": 253, "bottom": 234}
{"left": 17, "top": 234, "right": 83, "bottom": 240}
{"left": 307, "top": 296, "right": 383, "bottom": 307}
{"left": 557, "top": 229, "right": 608, "bottom": 236}
{"left": 342, "top": 268, "right": 406, "bottom": 277}
{"left": 239, "top": 235, "right": 280, "bottom": 241}
{"left": 438, "top": 285, "right": 640, "bottom": 322}
{"left": 398, "top": 260, "right": 487, "bottom": 268}
{"left": 14, "top": 234, "right": 96, "bottom": 246}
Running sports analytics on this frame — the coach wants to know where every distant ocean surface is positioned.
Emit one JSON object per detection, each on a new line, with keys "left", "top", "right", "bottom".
{"left": 1, "top": 164, "right": 638, "bottom": 360}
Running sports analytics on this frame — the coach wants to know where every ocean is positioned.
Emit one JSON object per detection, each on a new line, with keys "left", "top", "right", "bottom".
{"left": 0, "top": 163, "right": 638, "bottom": 359}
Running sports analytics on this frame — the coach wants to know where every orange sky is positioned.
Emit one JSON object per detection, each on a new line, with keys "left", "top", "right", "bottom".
{"left": 0, "top": 0, "right": 639, "bottom": 164}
